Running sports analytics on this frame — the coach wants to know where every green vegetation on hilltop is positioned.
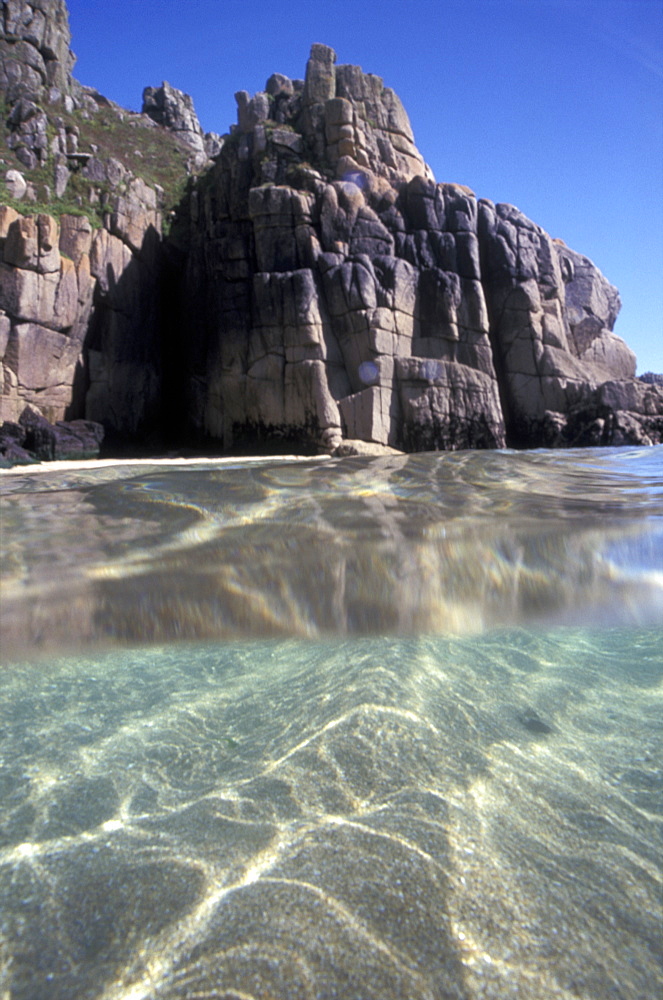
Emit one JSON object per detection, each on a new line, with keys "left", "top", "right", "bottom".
{"left": 0, "top": 95, "right": 196, "bottom": 227}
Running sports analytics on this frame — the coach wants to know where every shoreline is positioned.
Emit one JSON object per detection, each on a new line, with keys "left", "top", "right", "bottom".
{"left": 0, "top": 453, "right": 331, "bottom": 475}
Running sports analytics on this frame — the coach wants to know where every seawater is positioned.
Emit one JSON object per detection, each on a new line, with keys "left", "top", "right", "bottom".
{"left": 0, "top": 447, "right": 661, "bottom": 1000}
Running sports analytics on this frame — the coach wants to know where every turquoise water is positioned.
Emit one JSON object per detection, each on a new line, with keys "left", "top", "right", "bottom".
{"left": 1, "top": 448, "right": 662, "bottom": 999}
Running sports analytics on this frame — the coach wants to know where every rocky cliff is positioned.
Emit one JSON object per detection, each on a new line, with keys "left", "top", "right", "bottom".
{"left": 174, "top": 43, "right": 661, "bottom": 452}
{"left": 0, "top": 0, "right": 215, "bottom": 442}
{"left": 1, "top": 2, "right": 662, "bottom": 456}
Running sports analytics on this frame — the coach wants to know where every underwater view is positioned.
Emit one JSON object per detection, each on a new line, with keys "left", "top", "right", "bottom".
{"left": 1, "top": 447, "right": 662, "bottom": 999}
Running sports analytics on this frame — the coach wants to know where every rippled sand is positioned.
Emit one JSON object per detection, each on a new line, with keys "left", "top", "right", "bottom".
{"left": 1, "top": 629, "right": 661, "bottom": 999}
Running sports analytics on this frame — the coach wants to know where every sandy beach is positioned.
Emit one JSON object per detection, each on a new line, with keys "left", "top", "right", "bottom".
{"left": 0, "top": 454, "right": 329, "bottom": 475}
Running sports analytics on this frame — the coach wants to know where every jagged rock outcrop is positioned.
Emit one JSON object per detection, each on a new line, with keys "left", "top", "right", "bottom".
{"left": 1, "top": 6, "right": 661, "bottom": 457}
{"left": 0, "top": 0, "right": 74, "bottom": 104}
{"left": 1, "top": 0, "right": 201, "bottom": 211}
{"left": 142, "top": 80, "right": 223, "bottom": 169}
{"left": 0, "top": 0, "right": 80, "bottom": 174}
{"left": 0, "top": 1, "right": 185, "bottom": 442}
{"left": 174, "top": 44, "right": 662, "bottom": 451}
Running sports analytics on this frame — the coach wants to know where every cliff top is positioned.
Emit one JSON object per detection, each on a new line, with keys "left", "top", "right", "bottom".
{"left": 0, "top": 0, "right": 218, "bottom": 225}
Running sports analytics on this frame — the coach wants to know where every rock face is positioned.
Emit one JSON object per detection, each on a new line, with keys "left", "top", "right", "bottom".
{"left": 1, "top": 6, "right": 661, "bottom": 456}
{"left": 142, "top": 80, "right": 223, "bottom": 169}
{"left": 1, "top": 0, "right": 200, "bottom": 208}
{"left": 0, "top": 0, "right": 176, "bottom": 442}
{"left": 0, "top": 0, "right": 79, "bottom": 173}
{"left": 175, "top": 44, "right": 662, "bottom": 451}
{"left": 0, "top": 0, "right": 74, "bottom": 104}
{"left": 0, "top": 202, "right": 162, "bottom": 436}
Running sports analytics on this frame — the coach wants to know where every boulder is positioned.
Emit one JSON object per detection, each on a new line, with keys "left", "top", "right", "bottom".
{"left": 54, "top": 161, "right": 69, "bottom": 196}
{"left": 0, "top": 417, "right": 36, "bottom": 464}
{"left": 4, "top": 169, "right": 27, "bottom": 199}
{"left": 2, "top": 405, "right": 105, "bottom": 462}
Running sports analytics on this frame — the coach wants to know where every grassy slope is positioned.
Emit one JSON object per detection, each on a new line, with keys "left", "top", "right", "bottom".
{"left": 0, "top": 93, "right": 197, "bottom": 227}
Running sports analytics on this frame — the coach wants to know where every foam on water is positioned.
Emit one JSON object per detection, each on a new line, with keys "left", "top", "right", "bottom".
{"left": 1, "top": 447, "right": 662, "bottom": 998}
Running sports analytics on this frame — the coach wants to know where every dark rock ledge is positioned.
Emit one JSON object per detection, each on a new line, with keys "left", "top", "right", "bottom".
{"left": 0, "top": 405, "right": 103, "bottom": 465}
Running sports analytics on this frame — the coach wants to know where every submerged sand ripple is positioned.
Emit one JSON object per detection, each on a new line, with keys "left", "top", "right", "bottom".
{"left": 1, "top": 630, "right": 661, "bottom": 999}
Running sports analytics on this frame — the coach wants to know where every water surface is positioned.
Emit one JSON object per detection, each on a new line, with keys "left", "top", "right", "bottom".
{"left": 2, "top": 447, "right": 662, "bottom": 650}
{"left": 1, "top": 447, "right": 662, "bottom": 999}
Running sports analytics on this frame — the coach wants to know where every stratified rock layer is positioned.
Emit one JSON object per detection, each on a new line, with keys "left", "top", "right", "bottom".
{"left": 175, "top": 44, "right": 662, "bottom": 451}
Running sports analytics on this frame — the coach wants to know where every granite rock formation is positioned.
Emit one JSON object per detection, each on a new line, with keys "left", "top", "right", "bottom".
{"left": 0, "top": 201, "right": 162, "bottom": 435}
{"left": 0, "top": 0, "right": 207, "bottom": 213}
{"left": 142, "top": 80, "right": 223, "bottom": 169}
{"left": 0, "top": 0, "right": 74, "bottom": 105}
{"left": 0, "top": 0, "right": 183, "bottom": 439}
{"left": 174, "top": 43, "right": 661, "bottom": 451}
{"left": 1, "top": 2, "right": 661, "bottom": 456}
{"left": 1, "top": 0, "right": 75, "bottom": 178}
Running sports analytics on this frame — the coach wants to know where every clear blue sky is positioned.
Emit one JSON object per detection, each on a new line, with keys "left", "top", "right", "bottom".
{"left": 67, "top": 0, "right": 663, "bottom": 374}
